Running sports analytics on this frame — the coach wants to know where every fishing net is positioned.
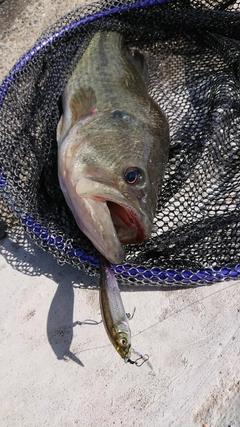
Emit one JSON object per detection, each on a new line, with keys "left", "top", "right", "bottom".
{"left": 0, "top": 0, "right": 240, "bottom": 287}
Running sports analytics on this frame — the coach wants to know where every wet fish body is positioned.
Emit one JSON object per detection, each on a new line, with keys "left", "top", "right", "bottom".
{"left": 99, "top": 255, "right": 131, "bottom": 359}
{"left": 57, "top": 31, "right": 169, "bottom": 264}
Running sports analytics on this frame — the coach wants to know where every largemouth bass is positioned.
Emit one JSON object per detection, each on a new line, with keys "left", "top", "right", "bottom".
{"left": 99, "top": 255, "right": 131, "bottom": 360}
{"left": 57, "top": 31, "right": 169, "bottom": 264}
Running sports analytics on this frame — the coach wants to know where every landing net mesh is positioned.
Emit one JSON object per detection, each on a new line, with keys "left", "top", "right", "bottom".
{"left": 0, "top": 0, "right": 240, "bottom": 286}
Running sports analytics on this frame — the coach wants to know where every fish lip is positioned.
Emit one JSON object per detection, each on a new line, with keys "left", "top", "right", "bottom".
{"left": 59, "top": 168, "right": 150, "bottom": 263}
{"left": 85, "top": 191, "right": 149, "bottom": 264}
{"left": 83, "top": 175, "right": 148, "bottom": 245}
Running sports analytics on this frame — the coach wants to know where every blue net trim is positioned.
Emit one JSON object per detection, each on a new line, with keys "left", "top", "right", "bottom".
{"left": 0, "top": 0, "right": 171, "bottom": 108}
{"left": 1, "top": 168, "right": 239, "bottom": 284}
{"left": 21, "top": 212, "right": 240, "bottom": 284}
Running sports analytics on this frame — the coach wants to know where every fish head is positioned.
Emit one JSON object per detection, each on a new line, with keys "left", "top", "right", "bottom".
{"left": 58, "top": 109, "right": 169, "bottom": 264}
{"left": 115, "top": 330, "right": 131, "bottom": 359}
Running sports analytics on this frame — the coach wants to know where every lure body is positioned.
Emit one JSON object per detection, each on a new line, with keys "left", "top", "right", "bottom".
{"left": 99, "top": 256, "right": 131, "bottom": 359}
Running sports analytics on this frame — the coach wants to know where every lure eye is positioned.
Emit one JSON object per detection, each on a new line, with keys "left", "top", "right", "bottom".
{"left": 120, "top": 338, "right": 127, "bottom": 347}
{"left": 124, "top": 167, "right": 142, "bottom": 185}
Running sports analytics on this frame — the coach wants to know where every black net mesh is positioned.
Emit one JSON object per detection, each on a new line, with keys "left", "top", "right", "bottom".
{"left": 0, "top": 0, "right": 240, "bottom": 287}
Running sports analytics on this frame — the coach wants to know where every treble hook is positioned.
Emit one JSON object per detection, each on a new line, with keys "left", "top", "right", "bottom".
{"left": 125, "top": 354, "right": 149, "bottom": 367}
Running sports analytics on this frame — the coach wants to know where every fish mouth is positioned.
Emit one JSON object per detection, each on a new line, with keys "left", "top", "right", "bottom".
{"left": 58, "top": 169, "right": 150, "bottom": 264}
{"left": 106, "top": 201, "right": 145, "bottom": 244}
{"left": 79, "top": 195, "right": 146, "bottom": 264}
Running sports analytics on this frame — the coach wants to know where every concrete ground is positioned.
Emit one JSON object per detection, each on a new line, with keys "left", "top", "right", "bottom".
{"left": 0, "top": 1, "right": 240, "bottom": 426}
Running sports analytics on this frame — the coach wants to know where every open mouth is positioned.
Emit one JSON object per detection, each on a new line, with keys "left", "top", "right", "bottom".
{"left": 107, "top": 201, "right": 145, "bottom": 244}
{"left": 58, "top": 168, "right": 148, "bottom": 263}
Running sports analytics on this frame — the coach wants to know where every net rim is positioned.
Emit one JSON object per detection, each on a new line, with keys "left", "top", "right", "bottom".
{"left": 0, "top": 0, "right": 171, "bottom": 108}
{"left": 0, "top": 169, "right": 239, "bottom": 285}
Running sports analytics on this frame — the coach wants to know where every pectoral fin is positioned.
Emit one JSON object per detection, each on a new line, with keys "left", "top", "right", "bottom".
{"left": 132, "top": 49, "right": 148, "bottom": 84}
{"left": 70, "top": 87, "right": 97, "bottom": 124}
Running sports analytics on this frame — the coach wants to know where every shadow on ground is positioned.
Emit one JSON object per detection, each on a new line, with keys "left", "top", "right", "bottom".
{"left": 0, "top": 231, "right": 99, "bottom": 364}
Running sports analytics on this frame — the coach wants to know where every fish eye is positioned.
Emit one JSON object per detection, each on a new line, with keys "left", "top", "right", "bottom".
{"left": 124, "top": 167, "right": 143, "bottom": 185}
